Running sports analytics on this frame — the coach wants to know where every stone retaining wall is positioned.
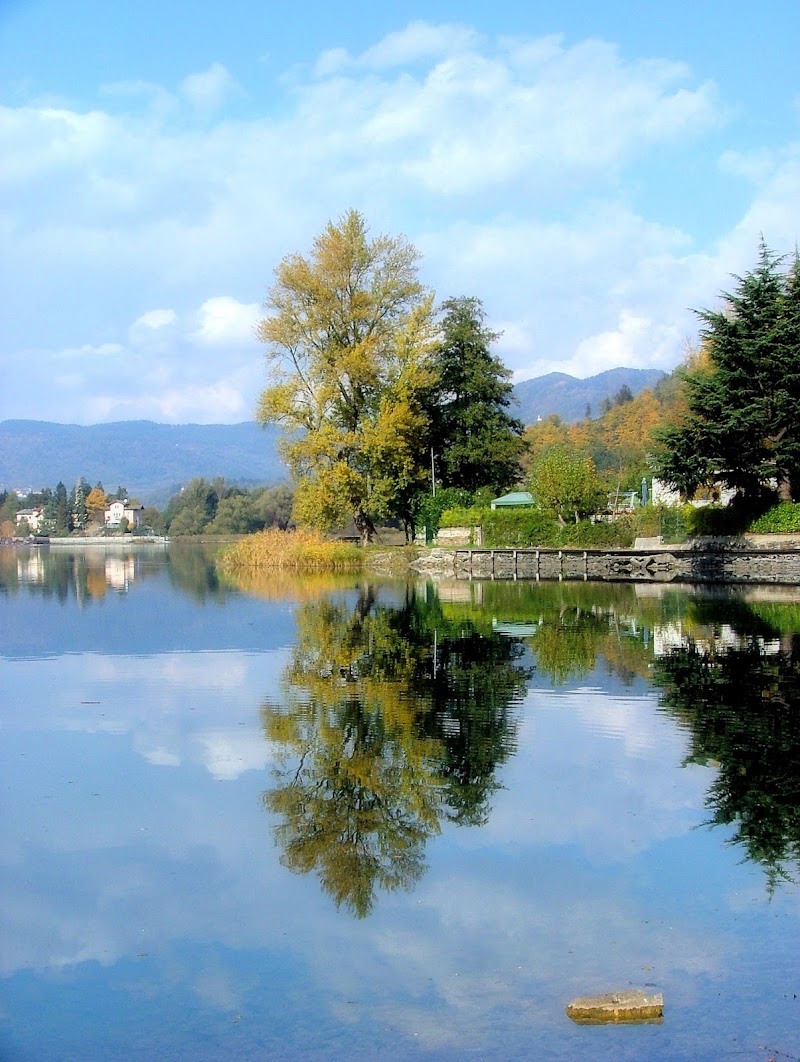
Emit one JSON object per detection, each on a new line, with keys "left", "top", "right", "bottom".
{"left": 417, "top": 543, "right": 800, "bottom": 584}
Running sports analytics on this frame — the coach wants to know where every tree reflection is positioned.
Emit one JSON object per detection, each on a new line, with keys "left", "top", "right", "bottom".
{"left": 655, "top": 632, "right": 800, "bottom": 890}
{"left": 261, "top": 585, "right": 529, "bottom": 916}
{"left": 481, "top": 581, "right": 657, "bottom": 686}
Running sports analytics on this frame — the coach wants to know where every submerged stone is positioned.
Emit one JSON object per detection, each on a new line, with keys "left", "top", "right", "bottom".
{"left": 565, "top": 988, "right": 664, "bottom": 1025}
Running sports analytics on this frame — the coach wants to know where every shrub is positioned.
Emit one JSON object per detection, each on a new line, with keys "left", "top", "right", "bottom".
{"left": 417, "top": 488, "right": 476, "bottom": 537}
{"left": 659, "top": 505, "right": 692, "bottom": 543}
{"left": 559, "top": 517, "right": 638, "bottom": 548}
{"left": 482, "top": 508, "right": 560, "bottom": 547}
{"left": 749, "top": 503, "right": 800, "bottom": 534}
{"left": 439, "top": 505, "right": 488, "bottom": 529}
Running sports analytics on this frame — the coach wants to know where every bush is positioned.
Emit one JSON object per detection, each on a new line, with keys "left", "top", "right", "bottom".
{"left": 559, "top": 517, "right": 638, "bottom": 548}
{"left": 659, "top": 506, "right": 692, "bottom": 543}
{"left": 417, "top": 488, "right": 476, "bottom": 538}
{"left": 749, "top": 503, "right": 800, "bottom": 534}
{"left": 482, "top": 509, "right": 560, "bottom": 547}
{"left": 439, "top": 505, "right": 488, "bottom": 529}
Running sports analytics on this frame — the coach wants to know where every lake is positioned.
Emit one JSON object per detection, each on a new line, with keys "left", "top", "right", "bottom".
{"left": 2, "top": 542, "right": 800, "bottom": 1061}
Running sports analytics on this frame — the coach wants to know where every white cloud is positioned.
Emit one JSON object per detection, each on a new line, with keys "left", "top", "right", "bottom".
{"left": 356, "top": 21, "right": 481, "bottom": 70}
{"left": 190, "top": 296, "right": 260, "bottom": 346}
{"left": 133, "top": 308, "right": 177, "bottom": 331}
{"left": 1, "top": 21, "right": 797, "bottom": 422}
{"left": 569, "top": 310, "right": 660, "bottom": 376}
{"left": 180, "top": 63, "right": 240, "bottom": 113}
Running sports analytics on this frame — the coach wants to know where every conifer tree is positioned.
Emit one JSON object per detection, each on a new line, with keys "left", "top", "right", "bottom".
{"left": 426, "top": 296, "right": 525, "bottom": 493}
{"left": 655, "top": 242, "right": 800, "bottom": 501}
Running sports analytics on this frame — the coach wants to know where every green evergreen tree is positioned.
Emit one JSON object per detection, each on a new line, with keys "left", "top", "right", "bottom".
{"left": 426, "top": 296, "right": 525, "bottom": 494}
{"left": 72, "top": 480, "right": 88, "bottom": 530}
{"left": 655, "top": 242, "right": 800, "bottom": 501}
{"left": 42, "top": 481, "right": 71, "bottom": 535}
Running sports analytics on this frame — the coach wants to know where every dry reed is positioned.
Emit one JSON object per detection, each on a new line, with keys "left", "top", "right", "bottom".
{"left": 219, "top": 528, "right": 363, "bottom": 574}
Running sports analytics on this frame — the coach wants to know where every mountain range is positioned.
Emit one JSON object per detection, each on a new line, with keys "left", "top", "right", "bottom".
{"left": 1, "top": 367, "right": 665, "bottom": 504}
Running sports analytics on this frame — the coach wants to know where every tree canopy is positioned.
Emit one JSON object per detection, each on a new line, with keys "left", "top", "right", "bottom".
{"left": 530, "top": 446, "right": 605, "bottom": 525}
{"left": 426, "top": 296, "right": 525, "bottom": 493}
{"left": 256, "top": 210, "right": 437, "bottom": 543}
{"left": 654, "top": 242, "right": 800, "bottom": 501}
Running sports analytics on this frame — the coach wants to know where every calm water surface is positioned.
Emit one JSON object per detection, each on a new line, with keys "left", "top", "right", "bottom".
{"left": 2, "top": 542, "right": 800, "bottom": 1061}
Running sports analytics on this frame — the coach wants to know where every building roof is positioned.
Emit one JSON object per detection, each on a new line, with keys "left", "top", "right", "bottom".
{"left": 490, "top": 491, "right": 534, "bottom": 509}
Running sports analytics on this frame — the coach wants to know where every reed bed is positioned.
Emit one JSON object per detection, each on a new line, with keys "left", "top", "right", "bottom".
{"left": 219, "top": 528, "right": 363, "bottom": 574}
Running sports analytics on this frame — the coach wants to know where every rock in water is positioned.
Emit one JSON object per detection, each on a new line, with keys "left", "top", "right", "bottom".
{"left": 565, "top": 988, "right": 664, "bottom": 1024}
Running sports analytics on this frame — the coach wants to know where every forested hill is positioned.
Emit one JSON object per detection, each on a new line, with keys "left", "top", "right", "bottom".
{"left": 512, "top": 367, "right": 665, "bottom": 425}
{"left": 0, "top": 420, "right": 285, "bottom": 506}
{"left": 0, "top": 368, "right": 665, "bottom": 503}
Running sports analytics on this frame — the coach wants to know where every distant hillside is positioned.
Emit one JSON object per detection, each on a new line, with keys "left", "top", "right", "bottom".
{"left": 0, "top": 368, "right": 668, "bottom": 504}
{"left": 0, "top": 420, "right": 286, "bottom": 506}
{"left": 512, "top": 368, "right": 666, "bottom": 425}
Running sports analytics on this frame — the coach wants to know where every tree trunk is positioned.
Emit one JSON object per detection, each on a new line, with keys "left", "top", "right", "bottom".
{"left": 354, "top": 508, "right": 375, "bottom": 545}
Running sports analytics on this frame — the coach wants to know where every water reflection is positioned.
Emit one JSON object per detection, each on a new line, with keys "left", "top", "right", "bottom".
{"left": 6, "top": 544, "right": 800, "bottom": 1058}
{"left": 256, "top": 578, "right": 800, "bottom": 909}
{"left": 0, "top": 540, "right": 226, "bottom": 602}
{"left": 655, "top": 628, "right": 800, "bottom": 889}
{"left": 261, "top": 584, "right": 531, "bottom": 916}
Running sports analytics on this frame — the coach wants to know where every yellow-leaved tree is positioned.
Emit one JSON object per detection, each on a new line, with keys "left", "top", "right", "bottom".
{"left": 256, "top": 210, "right": 437, "bottom": 543}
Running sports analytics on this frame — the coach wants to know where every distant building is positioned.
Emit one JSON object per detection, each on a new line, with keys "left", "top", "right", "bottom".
{"left": 104, "top": 501, "right": 145, "bottom": 528}
{"left": 15, "top": 507, "right": 43, "bottom": 531}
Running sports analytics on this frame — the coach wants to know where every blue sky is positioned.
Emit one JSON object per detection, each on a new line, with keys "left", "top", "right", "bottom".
{"left": 2, "top": 0, "right": 798, "bottom": 424}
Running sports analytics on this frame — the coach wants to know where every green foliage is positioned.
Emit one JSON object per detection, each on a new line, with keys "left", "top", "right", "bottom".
{"left": 252, "top": 484, "right": 294, "bottom": 531}
{"left": 41, "top": 481, "right": 71, "bottom": 535}
{"left": 684, "top": 491, "right": 776, "bottom": 536}
{"left": 425, "top": 296, "right": 525, "bottom": 493}
{"left": 482, "top": 508, "right": 560, "bottom": 547}
{"left": 139, "top": 506, "right": 165, "bottom": 535}
{"left": 529, "top": 446, "right": 606, "bottom": 524}
{"left": 658, "top": 505, "right": 692, "bottom": 543}
{"left": 415, "top": 487, "right": 475, "bottom": 537}
{"left": 71, "top": 480, "right": 88, "bottom": 530}
{"left": 748, "top": 503, "right": 800, "bottom": 534}
{"left": 558, "top": 517, "right": 638, "bottom": 548}
{"left": 438, "top": 505, "right": 488, "bottom": 529}
{"left": 0, "top": 491, "right": 21, "bottom": 525}
{"left": 207, "top": 494, "right": 259, "bottom": 535}
{"left": 654, "top": 242, "right": 800, "bottom": 501}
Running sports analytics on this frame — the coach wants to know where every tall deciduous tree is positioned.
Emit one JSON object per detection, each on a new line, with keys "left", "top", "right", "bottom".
{"left": 256, "top": 210, "right": 437, "bottom": 543}
{"left": 426, "top": 296, "right": 525, "bottom": 493}
{"left": 654, "top": 242, "right": 800, "bottom": 501}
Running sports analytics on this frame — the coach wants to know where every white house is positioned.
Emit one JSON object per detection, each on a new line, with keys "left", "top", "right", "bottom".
{"left": 15, "top": 507, "right": 43, "bottom": 532}
{"left": 104, "top": 501, "right": 145, "bottom": 528}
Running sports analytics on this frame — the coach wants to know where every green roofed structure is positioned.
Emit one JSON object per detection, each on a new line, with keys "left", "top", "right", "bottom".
{"left": 490, "top": 491, "right": 534, "bottom": 510}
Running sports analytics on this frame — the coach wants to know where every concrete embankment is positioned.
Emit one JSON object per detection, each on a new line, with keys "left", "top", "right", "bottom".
{"left": 405, "top": 536, "right": 800, "bottom": 584}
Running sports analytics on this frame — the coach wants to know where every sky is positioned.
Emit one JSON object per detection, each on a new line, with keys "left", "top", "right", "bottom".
{"left": 1, "top": 0, "right": 799, "bottom": 425}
